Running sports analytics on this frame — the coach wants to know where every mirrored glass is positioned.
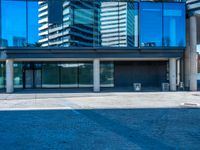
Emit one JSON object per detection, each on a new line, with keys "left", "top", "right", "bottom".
{"left": 1, "top": 0, "right": 27, "bottom": 47}
{"left": 163, "top": 3, "right": 186, "bottom": 47}
{"left": 140, "top": 2, "right": 163, "bottom": 47}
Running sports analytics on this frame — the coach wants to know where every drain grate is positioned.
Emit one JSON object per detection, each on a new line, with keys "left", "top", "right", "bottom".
{"left": 192, "top": 94, "right": 200, "bottom": 97}
{"left": 180, "top": 103, "right": 200, "bottom": 108}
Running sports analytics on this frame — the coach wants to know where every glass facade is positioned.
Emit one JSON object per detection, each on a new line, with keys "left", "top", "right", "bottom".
{"left": 140, "top": 2, "right": 186, "bottom": 47}
{"left": 79, "top": 62, "right": 93, "bottom": 87}
{"left": 0, "top": 62, "right": 5, "bottom": 89}
{"left": 140, "top": 2, "right": 163, "bottom": 47}
{"left": 100, "top": 62, "right": 114, "bottom": 87}
{"left": 42, "top": 63, "right": 60, "bottom": 88}
{"left": 9, "top": 61, "right": 113, "bottom": 89}
{"left": 60, "top": 63, "right": 78, "bottom": 88}
{"left": 163, "top": 3, "right": 186, "bottom": 47}
{"left": 14, "top": 63, "right": 23, "bottom": 88}
{"left": 0, "top": 61, "right": 116, "bottom": 89}
{"left": 0, "top": 0, "right": 186, "bottom": 48}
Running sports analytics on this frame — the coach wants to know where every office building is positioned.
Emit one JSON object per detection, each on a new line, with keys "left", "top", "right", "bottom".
{"left": 0, "top": 0, "right": 199, "bottom": 93}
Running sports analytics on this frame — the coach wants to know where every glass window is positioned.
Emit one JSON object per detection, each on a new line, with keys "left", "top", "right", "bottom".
{"left": 27, "top": 1, "right": 40, "bottom": 47}
{"left": 1, "top": 0, "right": 27, "bottom": 47}
{"left": 74, "top": 9, "right": 94, "bottom": 25}
{"left": 100, "top": 62, "right": 114, "bottom": 87}
{"left": 78, "top": 62, "right": 93, "bottom": 87}
{"left": 71, "top": 1, "right": 96, "bottom": 47}
{"left": 163, "top": 3, "right": 186, "bottom": 47}
{"left": 42, "top": 63, "right": 60, "bottom": 88}
{"left": 60, "top": 63, "right": 78, "bottom": 88}
{"left": 140, "top": 2, "right": 163, "bottom": 47}
{"left": 100, "top": 2, "right": 138, "bottom": 47}
{"left": 127, "top": 3, "right": 139, "bottom": 47}
{"left": 0, "top": 62, "right": 5, "bottom": 89}
{"left": 14, "top": 63, "right": 23, "bottom": 88}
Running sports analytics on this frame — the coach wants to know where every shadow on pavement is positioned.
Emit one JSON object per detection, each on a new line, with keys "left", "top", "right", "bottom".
{"left": 0, "top": 108, "right": 200, "bottom": 150}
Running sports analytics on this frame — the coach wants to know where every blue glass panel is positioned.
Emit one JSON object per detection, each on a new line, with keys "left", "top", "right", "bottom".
{"left": 140, "top": 2, "right": 163, "bottom": 47}
{"left": 1, "top": 0, "right": 27, "bottom": 47}
{"left": 27, "top": 1, "right": 40, "bottom": 47}
{"left": 163, "top": 3, "right": 186, "bottom": 47}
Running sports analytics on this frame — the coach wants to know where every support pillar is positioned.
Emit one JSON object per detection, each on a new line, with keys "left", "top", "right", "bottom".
{"left": 189, "top": 16, "right": 198, "bottom": 91}
{"left": 93, "top": 59, "right": 100, "bottom": 92}
{"left": 177, "top": 59, "right": 180, "bottom": 86}
{"left": 184, "top": 44, "right": 190, "bottom": 88}
{"left": 169, "top": 58, "right": 177, "bottom": 91}
{"left": 6, "top": 59, "right": 14, "bottom": 93}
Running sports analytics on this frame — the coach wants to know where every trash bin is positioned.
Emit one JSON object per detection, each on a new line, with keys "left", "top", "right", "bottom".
{"left": 133, "top": 83, "right": 141, "bottom": 92}
{"left": 162, "top": 83, "right": 170, "bottom": 91}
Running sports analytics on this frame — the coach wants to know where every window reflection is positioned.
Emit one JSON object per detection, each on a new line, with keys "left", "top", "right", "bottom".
{"left": 100, "top": 2, "right": 138, "bottom": 47}
{"left": 0, "top": 0, "right": 186, "bottom": 48}
{"left": 163, "top": 3, "right": 186, "bottom": 47}
{"left": 1, "top": 0, "right": 27, "bottom": 47}
{"left": 140, "top": 2, "right": 163, "bottom": 47}
{"left": 100, "top": 62, "right": 114, "bottom": 87}
{"left": 27, "top": 1, "right": 40, "bottom": 47}
{"left": 14, "top": 63, "right": 23, "bottom": 88}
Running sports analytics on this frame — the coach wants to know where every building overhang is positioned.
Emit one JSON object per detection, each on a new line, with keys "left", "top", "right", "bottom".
{"left": 0, "top": 47, "right": 185, "bottom": 60}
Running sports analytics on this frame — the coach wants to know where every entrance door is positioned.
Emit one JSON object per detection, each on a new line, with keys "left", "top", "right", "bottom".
{"left": 24, "top": 69, "right": 41, "bottom": 88}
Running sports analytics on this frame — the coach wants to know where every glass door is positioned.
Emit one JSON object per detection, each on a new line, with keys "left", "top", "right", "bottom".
{"left": 24, "top": 69, "right": 41, "bottom": 89}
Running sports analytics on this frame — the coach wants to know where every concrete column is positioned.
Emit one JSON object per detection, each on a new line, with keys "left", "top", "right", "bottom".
{"left": 177, "top": 59, "right": 180, "bottom": 86}
{"left": 189, "top": 16, "right": 198, "bottom": 91}
{"left": 93, "top": 59, "right": 100, "bottom": 92}
{"left": 169, "top": 58, "right": 177, "bottom": 91}
{"left": 6, "top": 59, "right": 14, "bottom": 93}
{"left": 184, "top": 45, "right": 190, "bottom": 88}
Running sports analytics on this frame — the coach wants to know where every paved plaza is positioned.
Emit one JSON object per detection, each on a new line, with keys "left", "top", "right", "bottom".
{"left": 0, "top": 91, "right": 200, "bottom": 149}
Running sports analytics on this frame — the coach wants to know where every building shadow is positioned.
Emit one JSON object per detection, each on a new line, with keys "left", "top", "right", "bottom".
{"left": 0, "top": 108, "right": 200, "bottom": 150}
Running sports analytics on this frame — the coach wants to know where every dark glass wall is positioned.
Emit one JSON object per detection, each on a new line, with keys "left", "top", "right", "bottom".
{"left": 0, "top": 62, "right": 5, "bottom": 89}
{"left": 0, "top": 0, "right": 186, "bottom": 48}
{"left": 42, "top": 63, "right": 60, "bottom": 88}
{"left": 79, "top": 62, "right": 93, "bottom": 87}
{"left": 100, "top": 62, "right": 114, "bottom": 87}
{"left": 14, "top": 63, "right": 23, "bottom": 88}
{"left": 12, "top": 61, "right": 114, "bottom": 89}
{"left": 60, "top": 63, "right": 78, "bottom": 88}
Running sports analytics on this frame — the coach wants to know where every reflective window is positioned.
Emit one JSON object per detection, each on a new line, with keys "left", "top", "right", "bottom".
{"left": 27, "top": 1, "right": 40, "bottom": 47}
{"left": 60, "top": 63, "right": 78, "bottom": 88}
{"left": 163, "top": 3, "right": 186, "bottom": 47}
{"left": 0, "top": 62, "right": 5, "bottom": 89}
{"left": 140, "top": 2, "right": 163, "bottom": 47}
{"left": 100, "top": 62, "right": 114, "bottom": 87}
{"left": 0, "top": 0, "right": 186, "bottom": 48}
{"left": 78, "top": 62, "right": 93, "bottom": 87}
{"left": 14, "top": 63, "right": 23, "bottom": 88}
{"left": 1, "top": 0, "right": 27, "bottom": 47}
{"left": 70, "top": 1, "right": 97, "bottom": 47}
{"left": 100, "top": 2, "right": 138, "bottom": 47}
{"left": 42, "top": 63, "right": 60, "bottom": 88}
